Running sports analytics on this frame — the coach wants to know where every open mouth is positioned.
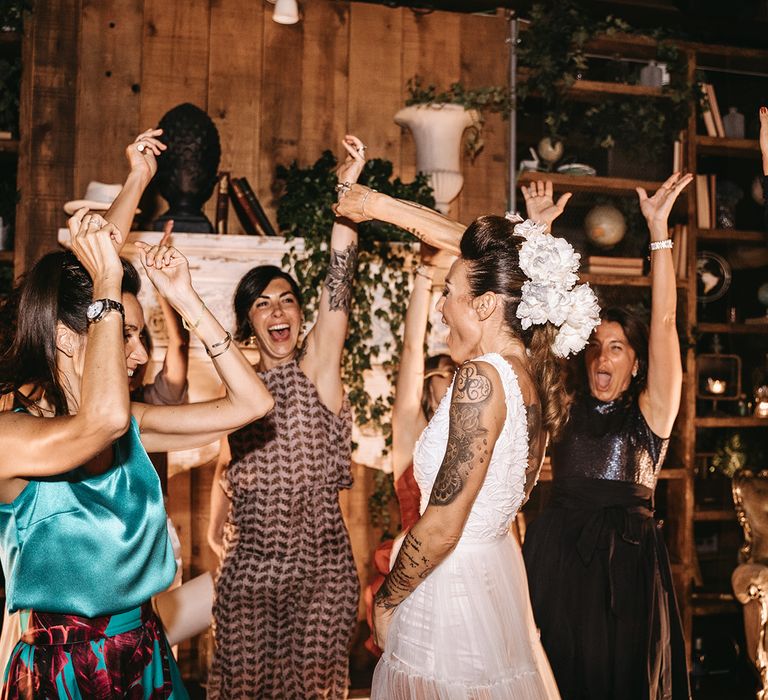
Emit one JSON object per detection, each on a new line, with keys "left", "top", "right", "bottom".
{"left": 268, "top": 323, "right": 291, "bottom": 343}
{"left": 595, "top": 370, "right": 612, "bottom": 391}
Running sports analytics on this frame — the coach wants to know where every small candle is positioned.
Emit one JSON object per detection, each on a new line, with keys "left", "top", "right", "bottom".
{"left": 707, "top": 378, "right": 727, "bottom": 395}
{"left": 756, "top": 401, "right": 768, "bottom": 419}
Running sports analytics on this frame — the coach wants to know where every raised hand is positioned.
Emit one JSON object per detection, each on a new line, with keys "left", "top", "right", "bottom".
{"left": 125, "top": 128, "right": 167, "bottom": 187}
{"left": 335, "top": 134, "right": 367, "bottom": 188}
{"left": 134, "top": 241, "right": 193, "bottom": 307}
{"left": 636, "top": 172, "right": 693, "bottom": 234}
{"left": 68, "top": 208, "right": 124, "bottom": 283}
{"left": 520, "top": 180, "right": 572, "bottom": 230}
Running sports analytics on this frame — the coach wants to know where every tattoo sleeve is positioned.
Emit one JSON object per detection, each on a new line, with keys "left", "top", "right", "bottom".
{"left": 324, "top": 243, "right": 358, "bottom": 313}
{"left": 375, "top": 362, "right": 495, "bottom": 611}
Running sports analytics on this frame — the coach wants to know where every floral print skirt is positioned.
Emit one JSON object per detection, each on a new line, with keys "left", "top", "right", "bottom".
{"left": 1, "top": 602, "right": 188, "bottom": 699}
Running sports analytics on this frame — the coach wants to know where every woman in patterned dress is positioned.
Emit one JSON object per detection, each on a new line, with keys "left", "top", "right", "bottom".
{"left": 206, "top": 135, "right": 367, "bottom": 699}
{"left": 0, "top": 130, "right": 274, "bottom": 698}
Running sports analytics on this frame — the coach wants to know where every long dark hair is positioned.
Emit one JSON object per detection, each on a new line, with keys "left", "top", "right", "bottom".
{"left": 233, "top": 265, "right": 303, "bottom": 343}
{"left": 460, "top": 215, "right": 570, "bottom": 440}
{"left": 0, "top": 251, "right": 140, "bottom": 416}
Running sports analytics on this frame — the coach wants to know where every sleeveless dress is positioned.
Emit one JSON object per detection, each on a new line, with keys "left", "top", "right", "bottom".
{"left": 522, "top": 393, "right": 691, "bottom": 700}
{"left": 0, "top": 416, "right": 186, "bottom": 699}
{"left": 371, "top": 353, "right": 560, "bottom": 699}
{"left": 207, "top": 360, "right": 358, "bottom": 700}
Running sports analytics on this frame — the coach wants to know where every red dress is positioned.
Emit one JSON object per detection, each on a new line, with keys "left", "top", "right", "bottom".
{"left": 364, "top": 464, "right": 421, "bottom": 656}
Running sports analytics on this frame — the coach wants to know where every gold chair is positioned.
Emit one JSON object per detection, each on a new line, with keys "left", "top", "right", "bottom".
{"left": 732, "top": 469, "right": 768, "bottom": 699}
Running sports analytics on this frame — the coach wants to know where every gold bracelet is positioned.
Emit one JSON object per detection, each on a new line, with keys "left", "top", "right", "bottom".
{"left": 182, "top": 299, "right": 206, "bottom": 331}
{"left": 206, "top": 331, "right": 232, "bottom": 359}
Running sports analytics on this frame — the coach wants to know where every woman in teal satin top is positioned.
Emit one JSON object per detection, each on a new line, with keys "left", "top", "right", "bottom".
{"left": 0, "top": 130, "right": 274, "bottom": 698}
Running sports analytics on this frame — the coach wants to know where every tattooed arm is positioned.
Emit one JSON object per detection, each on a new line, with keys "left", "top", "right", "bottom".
{"left": 301, "top": 136, "right": 365, "bottom": 414}
{"left": 334, "top": 184, "right": 465, "bottom": 255}
{"left": 373, "top": 361, "right": 505, "bottom": 643}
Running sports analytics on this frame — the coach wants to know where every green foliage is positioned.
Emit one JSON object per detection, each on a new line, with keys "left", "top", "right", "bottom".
{"left": 276, "top": 152, "right": 435, "bottom": 446}
{"left": 0, "top": 0, "right": 31, "bottom": 32}
{"left": 518, "top": 1, "right": 694, "bottom": 159}
{"left": 368, "top": 470, "right": 397, "bottom": 540}
{"left": 405, "top": 77, "right": 512, "bottom": 160}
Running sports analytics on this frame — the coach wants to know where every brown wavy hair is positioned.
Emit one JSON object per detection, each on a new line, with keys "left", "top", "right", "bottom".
{"left": 459, "top": 215, "right": 571, "bottom": 440}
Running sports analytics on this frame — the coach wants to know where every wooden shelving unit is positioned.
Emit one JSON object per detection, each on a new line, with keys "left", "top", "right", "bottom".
{"left": 0, "top": 251, "right": 14, "bottom": 263}
{"left": 696, "top": 136, "right": 760, "bottom": 158}
{"left": 517, "top": 170, "right": 666, "bottom": 196}
{"left": 696, "top": 228, "right": 765, "bottom": 244}
{"left": 697, "top": 322, "right": 768, "bottom": 334}
{"left": 694, "top": 416, "right": 768, "bottom": 428}
{"left": 694, "top": 509, "right": 736, "bottom": 522}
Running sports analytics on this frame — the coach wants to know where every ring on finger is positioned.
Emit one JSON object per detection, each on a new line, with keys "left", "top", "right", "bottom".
{"left": 136, "top": 143, "right": 146, "bottom": 153}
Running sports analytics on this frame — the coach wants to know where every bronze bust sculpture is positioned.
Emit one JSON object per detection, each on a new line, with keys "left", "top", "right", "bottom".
{"left": 152, "top": 103, "right": 221, "bottom": 233}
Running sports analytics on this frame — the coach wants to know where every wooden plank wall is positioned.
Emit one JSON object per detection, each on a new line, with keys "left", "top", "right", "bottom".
{"left": 16, "top": 0, "right": 510, "bottom": 268}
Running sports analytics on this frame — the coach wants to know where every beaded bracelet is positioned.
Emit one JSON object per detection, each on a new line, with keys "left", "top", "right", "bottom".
{"left": 206, "top": 331, "right": 232, "bottom": 359}
{"left": 649, "top": 239, "right": 674, "bottom": 251}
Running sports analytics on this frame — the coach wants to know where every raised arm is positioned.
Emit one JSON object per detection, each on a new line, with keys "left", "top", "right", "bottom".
{"left": 130, "top": 243, "right": 274, "bottom": 453}
{"left": 0, "top": 211, "right": 131, "bottom": 480}
{"left": 141, "top": 222, "right": 190, "bottom": 406}
{"left": 637, "top": 172, "right": 692, "bottom": 438}
{"left": 104, "top": 129, "right": 166, "bottom": 250}
{"left": 334, "top": 184, "right": 465, "bottom": 255}
{"left": 300, "top": 136, "right": 365, "bottom": 414}
{"left": 373, "top": 360, "right": 504, "bottom": 646}
{"left": 391, "top": 244, "right": 453, "bottom": 479}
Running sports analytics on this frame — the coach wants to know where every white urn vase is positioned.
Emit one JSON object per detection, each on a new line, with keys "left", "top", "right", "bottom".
{"left": 394, "top": 103, "right": 477, "bottom": 214}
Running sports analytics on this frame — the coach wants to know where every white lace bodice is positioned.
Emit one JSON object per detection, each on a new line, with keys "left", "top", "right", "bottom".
{"left": 413, "top": 352, "right": 529, "bottom": 543}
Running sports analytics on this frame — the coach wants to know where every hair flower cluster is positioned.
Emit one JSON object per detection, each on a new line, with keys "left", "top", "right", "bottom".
{"left": 512, "top": 219, "right": 600, "bottom": 358}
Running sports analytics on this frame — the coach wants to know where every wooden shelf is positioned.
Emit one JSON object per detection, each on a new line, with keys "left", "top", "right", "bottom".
{"left": 696, "top": 136, "right": 760, "bottom": 158}
{"left": 658, "top": 468, "right": 688, "bottom": 480}
{"left": 694, "top": 509, "right": 735, "bottom": 522}
{"left": 517, "top": 171, "right": 667, "bottom": 197}
{"left": 696, "top": 228, "right": 764, "bottom": 244}
{"left": 0, "top": 251, "right": 13, "bottom": 263}
{"left": 691, "top": 593, "right": 739, "bottom": 617}
{"left": 695, "top": 416, "right": 768, "bottom": 428}
{"left": 697, "top": 322, "right": 768, "bottom": 334}
{"left": 567, "top": 80, "right": 666, "bottom": 99}
{"left": 580, "top": 272, "right": 688, "bottom": 288}
{"left": 0, "top": 31, "right": 21, "bottom": 47}
{"left": 0, "top": 140, "right": 18, "bottom": 155}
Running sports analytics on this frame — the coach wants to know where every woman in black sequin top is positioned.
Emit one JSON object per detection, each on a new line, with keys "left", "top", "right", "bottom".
{"left": 522, "top": 173, "right": 693, "bottom": 700}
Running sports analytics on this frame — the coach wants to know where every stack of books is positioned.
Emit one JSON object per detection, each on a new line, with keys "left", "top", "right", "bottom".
{"left": 695, "top": 173, "right": 716, "bottom": 229}
{"left": 670, "top": 224, "right": 688, "bottom": 280}
{"left": 586, "top": 256, "right": 644, "bottom": 277}
{"left": 215, "top": 172, "right": 277, "bottom": 236}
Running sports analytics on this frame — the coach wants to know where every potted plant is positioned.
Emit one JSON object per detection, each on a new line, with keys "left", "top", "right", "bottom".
{"left": 395, "top": 77, "right": 511, "bottom": 213}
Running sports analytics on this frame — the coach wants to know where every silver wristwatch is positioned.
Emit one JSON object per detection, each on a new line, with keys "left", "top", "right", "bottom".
{"left": 86, "top": 298, "right": 125, "bottom": 324}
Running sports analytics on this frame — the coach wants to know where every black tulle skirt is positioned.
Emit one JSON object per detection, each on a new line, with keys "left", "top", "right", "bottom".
{"left": 522, "top": 477, "right": 691, "bottom": 700}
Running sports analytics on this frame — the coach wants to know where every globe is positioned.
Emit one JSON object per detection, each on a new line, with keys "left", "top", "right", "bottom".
{"left": 584, "top": 204, "right": 626, "bottom": 249}
{"left": 758, "top": 282, "right": 768, "bottom": 309}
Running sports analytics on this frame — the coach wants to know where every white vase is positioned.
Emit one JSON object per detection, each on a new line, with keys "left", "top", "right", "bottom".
{"left": 394, "top": 103, "right": 477, "bottom": 214}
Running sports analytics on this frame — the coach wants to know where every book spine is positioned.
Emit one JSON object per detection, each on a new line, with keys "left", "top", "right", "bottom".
{"left": 700, "top": 84, "right": 718, "bottom": 137}
{"left": 696, "top": 174, "right": 710, "bottom": 229}
{"left": 229, "top": 178, "right": 260, "bottom": 235}
{"left": 706, "top": 83, "right": 726, "bottom": 137}
{"left": 215, "top": 172, "right": 230, "bottom": 235}
{"left": 587, "top": 256, "right": 644, "bottom": 267}
{"left": 238, "top": 177, "right": 277, "bottom": 236}
{"left": 586, "top": 266, "right": 644, "bottom": 276}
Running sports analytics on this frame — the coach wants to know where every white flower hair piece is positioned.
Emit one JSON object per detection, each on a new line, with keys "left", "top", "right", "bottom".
{"left": 512, "top": 219, "right": 600, "bottom": 358}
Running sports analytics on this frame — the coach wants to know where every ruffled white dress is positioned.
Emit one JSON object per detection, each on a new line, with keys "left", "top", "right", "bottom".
{"left": 371, "top": 353, "right": 560, "bottom": 699}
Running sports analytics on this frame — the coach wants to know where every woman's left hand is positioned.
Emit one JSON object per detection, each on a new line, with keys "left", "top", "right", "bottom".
{"left": 134, "top": 241, "right": 194, "bottom": 306}
{"left": 125, "top": 128, "right": 167, "bottom": 186}
{"left": 636, "top": 172, "right": 693, "bottom": 235}
{"left": 372, "top": 600, "right": 395, "bottom": 650}
{"left": 335, "top": 134, "right": 367, "bottom": 189}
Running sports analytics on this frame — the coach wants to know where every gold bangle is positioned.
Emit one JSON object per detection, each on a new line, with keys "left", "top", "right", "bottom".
{"left": 182, "top": 299, "right": 206, "bottom": 331}
{"left": 361, "top": 188, "right": 377, "bottom": 218}
{"left": 206, "top": 331, "right": 232, "bottom": 359}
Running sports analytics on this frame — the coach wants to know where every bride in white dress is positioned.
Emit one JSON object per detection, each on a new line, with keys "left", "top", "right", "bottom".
{"left": 369, "top": 212, "right": 600, "bottom": 699}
